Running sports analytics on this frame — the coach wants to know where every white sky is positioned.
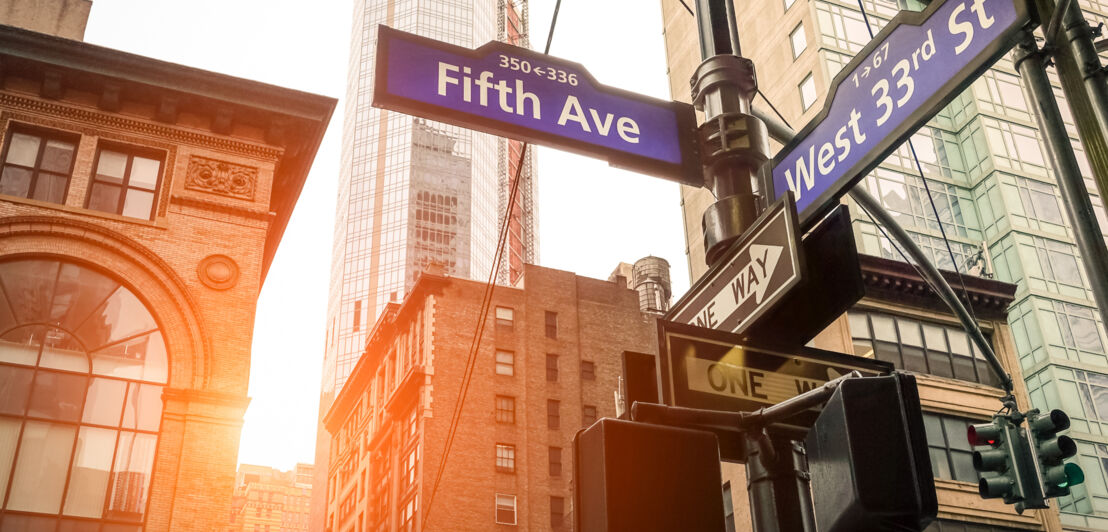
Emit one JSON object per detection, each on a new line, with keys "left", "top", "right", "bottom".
{"left": 84, "top": 0, "right": 693, "bottom": 471}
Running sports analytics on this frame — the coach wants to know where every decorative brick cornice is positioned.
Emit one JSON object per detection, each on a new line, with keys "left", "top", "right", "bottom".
{"left": 169, "top": 194, "right": 271, "bottom": 221}
{"left": 859, "top": 254, "right": 1017, "bottom": 321}
{"left": 0, "top": 92, "right": 282, "bottom": 160}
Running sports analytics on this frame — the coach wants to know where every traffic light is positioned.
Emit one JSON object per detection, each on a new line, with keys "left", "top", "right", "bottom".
{"left": 1027, "top": 409, "right": 1085, "bottom": 499}
{"left": 573, "top": 418, "right": 727, "bottom": 532}
{"left": 804, "top": 373, "right": 937, "bottom": 531}
{"left": 968, "top": 416, "right": 1029, "bottom": 503}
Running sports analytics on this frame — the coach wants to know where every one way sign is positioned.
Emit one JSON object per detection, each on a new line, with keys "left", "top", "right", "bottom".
{"left": 667, "top": 193, "right": 804, "bottom": 335}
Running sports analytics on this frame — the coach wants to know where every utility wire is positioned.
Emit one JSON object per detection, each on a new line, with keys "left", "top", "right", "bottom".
{"left": 679, "top": 0, "right": 695, "bottom": 16}
{"left": 677, "top": 3, "right": 793, "bottom": 135}
{"left": 855, "top": 0, "right": 980, "bottom": 324}
{"left": 856, "top": 200, "right": 947, "bottom": 300}
{"left": 757, "top": 88, "right": 794, "bottom": 131}
{"left": 422, "top": 0, "right": 562, "bottom": 520}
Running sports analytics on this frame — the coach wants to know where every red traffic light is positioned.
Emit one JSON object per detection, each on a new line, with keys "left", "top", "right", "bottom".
{"left": 968, "top": 424, "right": 998, "bottom": 446}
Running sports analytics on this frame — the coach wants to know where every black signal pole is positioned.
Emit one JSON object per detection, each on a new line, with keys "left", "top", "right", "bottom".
{"left": 1042, "top": 0, "right": 1108, "bottom": 204}
{"left": 692, "top": 0, "right": 770, "bottom": 264}
{"left": 1032, "top": 0, "right": 1108, "bottom": 330}
{"left": 691, "top": 2, "right": 804, "bottom": 530}
{"left": 1013, "top": 28, "right": 1108, "bottom": 331}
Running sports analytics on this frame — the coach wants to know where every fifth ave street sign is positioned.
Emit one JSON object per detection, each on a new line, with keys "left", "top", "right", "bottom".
{"left": 666, "top": 193, "right": 802, "bottom": 335}
{"left": 372, "top": 25, "right": 702, "bottom": 186}
{"left": 769, "top": 0, "right": 1030, "bottom": 228}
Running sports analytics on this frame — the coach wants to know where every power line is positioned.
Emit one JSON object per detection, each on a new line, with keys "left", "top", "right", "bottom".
{"left": 757, "top": 88, "right": 794, "bottom": 131}
{"left": 422, "top": 0, "right": 563, "bottom": 520}
{"left": 855, "top": 0, "right": 980, "bottom": 324}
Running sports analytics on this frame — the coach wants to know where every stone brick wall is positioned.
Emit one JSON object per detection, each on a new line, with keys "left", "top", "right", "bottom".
{"left": 0, "top": 65, "right": 290, "bottom": 532}
{"left": 326, "top": 264, "right": 660, "bottom": 532}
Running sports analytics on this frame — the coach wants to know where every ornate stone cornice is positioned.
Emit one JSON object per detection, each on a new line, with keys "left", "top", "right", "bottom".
{"left": 0, "top": 92, "right": 282, "bottom": 160}
{"left": 859, "top": 254, "right": 1016, "bottom": 321}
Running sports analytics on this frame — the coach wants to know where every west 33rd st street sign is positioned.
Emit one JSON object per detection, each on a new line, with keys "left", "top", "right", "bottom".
{"left": 770, "top": 0, "right": 1031, "bottom": 228}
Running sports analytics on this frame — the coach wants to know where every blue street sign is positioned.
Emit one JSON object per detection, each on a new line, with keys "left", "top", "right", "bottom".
{"left": 769, "top": 0, "right": 1031, "bottom": 228}
{"left": 373, "top": 26, "right": 702, "bottom": 186}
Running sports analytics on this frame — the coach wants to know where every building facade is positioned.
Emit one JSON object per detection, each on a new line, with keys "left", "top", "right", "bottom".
{"left": 0, "top": 23, "right": 334, "bottom": 532}
{"left": 322, "top": 264, "right": 658, "bottom": 532}
{"left": 225, "top": 464, "right": 314, "bottom": 532}
{"left": 315, "top": 2, "right": 540, "bottom": 526}
{"left": 660, "top": 0, "right": 1108, "bottom": 528}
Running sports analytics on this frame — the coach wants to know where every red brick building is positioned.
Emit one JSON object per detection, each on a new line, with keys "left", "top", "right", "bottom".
{"left": 0, "top": 24, "right": 334, "bottom": 532}
{"left": 225, "top": 463, "right": 313, "bottom": 532}
{"left": 323, "top": 264, "right": 659, "bottom": 532}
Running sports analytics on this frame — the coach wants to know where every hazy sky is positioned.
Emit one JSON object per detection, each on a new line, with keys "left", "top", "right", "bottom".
{"left": 84, "top": 0, "right": 692, "bottom": 471}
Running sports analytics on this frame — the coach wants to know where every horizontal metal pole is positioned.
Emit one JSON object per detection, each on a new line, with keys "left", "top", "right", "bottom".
{"left": 630, "top": 371, "right": 862, "bottom": 431}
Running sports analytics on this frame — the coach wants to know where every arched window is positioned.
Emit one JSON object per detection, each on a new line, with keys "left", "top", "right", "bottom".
{"left": 0, "top": 258, "right": 168, "bottom": 532}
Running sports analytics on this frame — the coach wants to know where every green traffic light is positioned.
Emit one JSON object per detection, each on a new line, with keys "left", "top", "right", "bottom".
{"left": 1062, "top": 462, "right": 1085, "bottom": 487}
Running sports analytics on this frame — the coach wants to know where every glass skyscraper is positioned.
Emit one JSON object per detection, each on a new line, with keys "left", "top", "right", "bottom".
{"left": 322, "top": 0, "right": 537, "bottom": 401}
{"left": 311, "top": 2, "right": 537, "bottom": 527}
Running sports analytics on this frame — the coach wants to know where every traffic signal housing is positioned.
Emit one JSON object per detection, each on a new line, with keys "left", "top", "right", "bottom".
{"left": 968, "top": 415, "right": 1029, "bottom": 504}
{"left": 1027, "top": 409, "right": 1084, "bottom": 499}
{"left": 804, "top": 373, "right": 937, "bottom": 532}
{"left": 573, "top": 418, "right": 727, "bottom": 532}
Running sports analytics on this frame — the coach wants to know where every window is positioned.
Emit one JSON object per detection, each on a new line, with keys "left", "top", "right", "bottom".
{"left": 401, "top": 445, "right": 419, "bottom": 491}
{"left": 859, "top": 167, "right": 978, "bottom": 240}
{"left": 790, "top": 23, "right": 807, "bottom": 59}
{"left": 849, "top": 311, "right": 998, "bottom": 386}
{"left": 400, "top": 495, "right": 418, "bottom": 532}
{"left": 982, "top": 117, "right": 1048, "bottom": 176}
{"left": 546, "top": 354, "right": 559, "bottom": 382}
{"left": 545, "top": 311, "right": 558, "bottom": 339}
{"left": 86, "top": 143, "right": 164, "bottom": 220}
{"left": 723, "top": 482, "right": 736, "bottom": 532}
{"left": 495, "top": 493, "right": 517, "bottom": 525}
{"left": 784, "top": 0, "right": 797, "bottom": 10}
{"left": 922, "top": 413, "right": 979, "bottom": 483}
{"left": 549, "top": 447, "right": 561, "bottom": 477}
{"left": 1010, "top": 176, "right": 1065, "bottom": 229}
{"left": 495, "top": 350, "right": 514, "bottom": 376}
{"left": 495, "top": 307, "right": 514, "bottom": 329}
{"left": 0, "top": 126, "right": 78, "bottom": 205}
{"left": 581, "top": 360, "right": 596, "bottom": 381}
{"left": 816, "top": 2, "right": 872, "bottom": 52}
{"left": 550, "top": 496, "right": 564, "bottom": 529}
{"left": 799, "top": 73, "right": 818, "bottom": 110}
{"left": 547, "top": 400, "right": 560, "bottom": 430}
{"left": 583, "top": 405, "right": 598, "bottom": 427}
{"left": 496, "top": 444, "right": 516, "bottom": 473}
{"left": 0, "top": 259, "right": 168, "bottom": 528}
{"left": 495, "top": 395, "right": 516, "bottom": 424}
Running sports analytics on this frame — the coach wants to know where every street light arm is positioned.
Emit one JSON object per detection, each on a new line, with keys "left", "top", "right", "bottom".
{"left": 850, "top": 188, "right": 1015, "bottom": 394}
